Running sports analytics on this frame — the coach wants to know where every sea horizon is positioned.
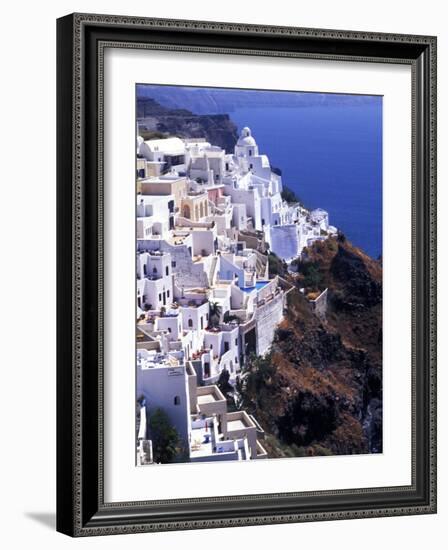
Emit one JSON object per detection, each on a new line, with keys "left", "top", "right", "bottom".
{"left": 137, "top": 85, "right": 383, "bottom": 259}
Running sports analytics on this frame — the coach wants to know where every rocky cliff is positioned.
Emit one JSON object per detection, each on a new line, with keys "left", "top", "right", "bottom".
{"left": 239, "top": 236, "right": 383, "bottom": 457}
{"left": 137, "top": 98, "right": 239, "bottom": 153}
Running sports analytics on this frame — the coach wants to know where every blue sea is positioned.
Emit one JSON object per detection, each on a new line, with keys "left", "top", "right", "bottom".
{"left": 229, "top": 103, "right": 382, "bottom": 259}
{"left": 137, "top": 86, "right": 383, "bottom": 259}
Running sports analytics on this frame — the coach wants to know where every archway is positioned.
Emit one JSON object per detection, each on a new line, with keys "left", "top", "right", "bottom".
{"left": 183, "top": 204, "right": 191, "bottom": 219}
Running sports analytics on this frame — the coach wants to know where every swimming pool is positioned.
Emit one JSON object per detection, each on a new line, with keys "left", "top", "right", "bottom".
{"left": 240, "top": 281, "right": 269, "bottom": 293}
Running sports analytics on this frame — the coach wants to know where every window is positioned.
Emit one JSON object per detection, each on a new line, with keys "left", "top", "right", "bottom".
{"left": 200, "top": 317, "right": 203, "bottom": 329}
{"left": 171, "top": 261, "right": 176, "bottom": 268}
{"left": 143, "top": 264, "right": 147, "bottom": 275}
{"left": 158, "top": 293, "right": 162, "bottom": 301}
{"left": 153, "top": 266, "right": 157, "bottom": 274}
{"left": 249, "top": 150, "right": 252, "bottom": 156}
{"left": 224, "top": 342, "right": 229, "bottom": 352}
{"left": 235, "top": 339, "right": 238, "bottom": 346}
{"left": 188, "top": 319, "right": 193, "bottom": 328}
{"left": 167, "top": 327, "right": 171, "bottom": 333}
{"left": 174, "top": 396, "right": 180, "bottom": 406}
{"left": 167, "top": 290, "right": 170, "bottom": 298}
{"left": 249, "top": 163, "right": 253, "bottom": 169}
{"left": 235, "top": 357, "right": 238, "bottom": 363}
{"left": 210, "top": 344, "right": 213, "bottom": 349}
{"left": 166, "top": 266, "right": 169, "bottom": 276}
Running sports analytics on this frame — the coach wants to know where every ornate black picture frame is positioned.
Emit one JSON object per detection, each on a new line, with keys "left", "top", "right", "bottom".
{"left": 56, "top": 13, "right": 437, "bottom": 537}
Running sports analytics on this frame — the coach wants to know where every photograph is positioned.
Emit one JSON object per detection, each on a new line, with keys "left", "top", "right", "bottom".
{"left": 53, "top": 8, "right": 436, "bottom": 538}
{"left": 135, "top": 84, "right": 383, "bottom": 465}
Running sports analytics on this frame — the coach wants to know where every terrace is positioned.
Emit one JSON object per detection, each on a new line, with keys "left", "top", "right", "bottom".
{"left": 196, "top": 385, "right": 227, "bottom": 417}
{"left": 189, "top": 416, "right": 249, "bottom": 462}
{"left": 137, "top": 350, "right": 179, "bottom": 370}
{"left": 240, "top": 280, "right": 268, "bottom": 293}
{"left": 226, "top": 410, "right": 256, "bottom": 432}
{"left": 189, "top": 417, "right": 215, "bottom": 458}
{"left": 138, "top": 306, "right": 180, "bottom": 321}
{"left": 178, "top": 297, "right": 208, "bottom": 308}
{"left": 225, "top": 410, "right": 258, "bottom": 458}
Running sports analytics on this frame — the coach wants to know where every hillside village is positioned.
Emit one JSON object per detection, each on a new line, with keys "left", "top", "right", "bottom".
{"left": 135, "top": 126, "right": 337, "bottom": 465}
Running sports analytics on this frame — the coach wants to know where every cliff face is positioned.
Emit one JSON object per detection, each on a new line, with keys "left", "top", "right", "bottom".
{"left": 137, "top": 98, "right": 239, "bottom": 153}
{"left": 240, "top": 237, "right": 382, "bottom": 457}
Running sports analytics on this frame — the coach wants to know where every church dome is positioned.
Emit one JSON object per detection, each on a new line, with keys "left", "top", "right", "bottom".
{"left": 237, "top": 126, "right": 257, "bottom": 147}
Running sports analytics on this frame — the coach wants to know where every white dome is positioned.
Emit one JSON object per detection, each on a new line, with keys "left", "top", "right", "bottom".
{"left": 237, "top": 126, "right": 257, "bottom": 147}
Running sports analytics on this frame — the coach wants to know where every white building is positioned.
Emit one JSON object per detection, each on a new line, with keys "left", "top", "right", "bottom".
{"left": 137, "top": 352, "right": 191, "bottom": 451}
{"left": 309, "top": 208, "right": 328, "bottom": 229}
{"left": 136, "top": 194, "right": 175, "bottom": 239}
{"left": 137, "top": 250, "right": 174, "bottom": 313}
{"left": 138, "top": 136, "right": 186, "bottom": 175}
{"left": 135, "top": 128, "right": 336, "bottom": 464}
{"left": 136, "top": 349, "right": 268, "bottom": 463}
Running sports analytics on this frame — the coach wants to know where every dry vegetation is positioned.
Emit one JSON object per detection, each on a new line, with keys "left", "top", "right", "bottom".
{"left": 240, "top": 237, "right": 383, "bottom": 457}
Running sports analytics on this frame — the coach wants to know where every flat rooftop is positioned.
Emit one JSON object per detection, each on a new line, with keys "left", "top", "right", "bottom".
{"left": 227, "top": 419, "right": 246, "bottom": 431}
{"left": 190, "top": 425, "right": 213, "bottom": 458}
{"left": 196, "top": 385, "right": 226, "bottom": 404}
{"left": 143, "top": 175, "right": 185, "bottom": 181}
{"left": 197, "top": 394, "right": 217, "bottom": 405}
{"left": 226, "top": 411, "right": 255, "bottom": 431}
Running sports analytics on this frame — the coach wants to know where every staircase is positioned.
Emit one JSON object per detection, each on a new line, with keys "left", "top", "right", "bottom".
{"left": 208, "top": 255, "right": 218, "bottom": 286}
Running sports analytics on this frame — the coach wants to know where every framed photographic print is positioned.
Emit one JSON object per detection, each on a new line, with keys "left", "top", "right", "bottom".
{"left": 56, "top": 13, "right": 437, "bottom": 536}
